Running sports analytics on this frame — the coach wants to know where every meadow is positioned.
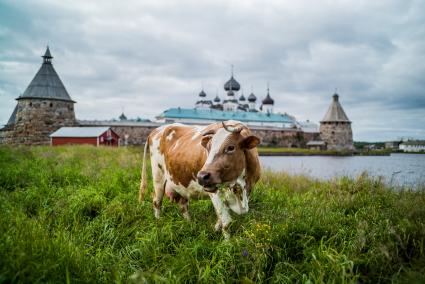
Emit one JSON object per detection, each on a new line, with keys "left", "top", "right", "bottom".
{"left": 0, "top": 146, "right": 424, "bottom": 283}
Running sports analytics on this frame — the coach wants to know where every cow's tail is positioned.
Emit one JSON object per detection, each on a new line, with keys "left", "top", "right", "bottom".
{"left": 138, "top": 139, "right": 149, "bottom": 202}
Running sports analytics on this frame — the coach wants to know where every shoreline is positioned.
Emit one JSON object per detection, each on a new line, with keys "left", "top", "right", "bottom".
{"left": 258, "top": 147, "right": 392, "bottom": 157}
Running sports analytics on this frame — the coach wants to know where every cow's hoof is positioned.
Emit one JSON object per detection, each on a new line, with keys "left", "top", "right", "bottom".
{"left": 182, "top": 212, "right": 191, "bottom": 221}
{"left": 154, "top": 209, "right": 160, "bottom": 219}
{"left": 214, "top": 221, "right": 222, "bottom": 232}
{"left": 222, "top": 230, "right": 231, "bottom": 240}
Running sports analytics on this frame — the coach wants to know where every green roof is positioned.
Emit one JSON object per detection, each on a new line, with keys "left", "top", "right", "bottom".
{"left": 160, "top": 108, "right": 295, "bottom": 124}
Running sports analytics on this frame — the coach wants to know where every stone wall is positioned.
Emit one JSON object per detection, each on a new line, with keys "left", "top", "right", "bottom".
{"left": 319, "top": 121, "right": 354, "bottom": 150}
{"left": 1, "top": 113, "right": 320, "bottom": 147}
{"left": 2, "top": 98, "right": 76, "bottom": 145}
{"left": 252, "top": 128, "right": 319, "bottom": 148}
{"left": 95, "top": 123, "right": 320, "bottom": 148}
{"left": 110, "top": 125, "right": 159, "bottom": 145}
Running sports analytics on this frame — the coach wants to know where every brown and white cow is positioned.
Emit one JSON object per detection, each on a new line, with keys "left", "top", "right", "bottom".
{"left": 139, "top": 120, "right": 261, "bottom": 238}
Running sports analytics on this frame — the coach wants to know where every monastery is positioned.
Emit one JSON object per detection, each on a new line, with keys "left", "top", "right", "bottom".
{"left": 1, "top": 47, "right": 353, "bottom": 150}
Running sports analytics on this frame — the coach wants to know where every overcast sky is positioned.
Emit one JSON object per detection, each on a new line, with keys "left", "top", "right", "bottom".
{"left": 1, "top": 0, "right": 424, "bottom": 141}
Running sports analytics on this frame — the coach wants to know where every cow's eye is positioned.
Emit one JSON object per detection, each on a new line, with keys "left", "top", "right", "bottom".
{"left": 225, "top": 145, "right": 235, "bottom": 153}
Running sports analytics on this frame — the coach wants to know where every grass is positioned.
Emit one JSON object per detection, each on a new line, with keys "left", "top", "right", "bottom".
{"left": 0, "top": 145, "right": 425, "bottom": 283}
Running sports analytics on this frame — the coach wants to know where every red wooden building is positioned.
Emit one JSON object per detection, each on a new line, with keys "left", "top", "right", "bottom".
{"left": 50, "top": 127, "right": 120, "bottom": 146}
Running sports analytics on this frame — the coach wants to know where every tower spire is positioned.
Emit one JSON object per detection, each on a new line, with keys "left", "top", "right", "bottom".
{"left": 42, "top": 46, "right": 53, "bottom": 64}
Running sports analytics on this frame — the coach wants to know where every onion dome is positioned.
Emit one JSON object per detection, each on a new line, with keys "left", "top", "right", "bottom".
{"left": 119, "top": 112, "right": 127, "bottom": 121}
{"left": 262, "top": 94, "right": 274, "bottom": 105}
{"left": 239, "top": 94, "right": 246, "bottom": 101}
{"left": 248, "top": 93, "right": 256, "bottom": 102}
{"left": 199, "top": 90, "right": 206, "bottom": 97}
{"left": 214, "top": 95, "right": 221, "bottom": 102}
{"left": 262, "top": 87, "right": 274, "bottom": 105}
{"left": 224, "top": 76, "right": 241, "bottom": 91}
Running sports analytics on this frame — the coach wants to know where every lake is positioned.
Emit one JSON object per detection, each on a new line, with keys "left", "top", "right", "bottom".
{"left": 260, "top": 153, "right": 425, "bottom": 188}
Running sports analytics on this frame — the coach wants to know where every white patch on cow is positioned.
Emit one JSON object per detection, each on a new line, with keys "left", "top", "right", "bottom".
{"left": 172, "top": 140, "right": 180, "bottom": 151}
{"left": 149, "top": 127, "right": 167, "bottom": 218}
{"left": 205, "top": 128, "right": 230, "bottom": 165}
{"left": 217, "top": 170, "right": 249, "bottom": 215}
{"left": 191, "top": 132, "right": 200, "bottom": 141}
{"left": 173, "top": 179, "right": 207, "bottom": 200}
{"left": 236, "top": 169, "right": 249, "bottom": 210}
{"left": 166, "top": 130, "right": 176, "bottom": 141}
{"left": 209, "top": 192, "right": 232, "bottom": 229}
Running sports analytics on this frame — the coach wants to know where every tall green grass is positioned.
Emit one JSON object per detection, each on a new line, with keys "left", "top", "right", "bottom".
{"left": 0, "top": 146, "right": 424, "bottom": 283}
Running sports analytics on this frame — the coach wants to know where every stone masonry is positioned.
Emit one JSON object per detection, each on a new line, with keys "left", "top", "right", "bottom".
{"left": 319, "top": 94, "right": 354, "bottom": 150}
{"left": 2, "top": 99, "right": 76, "bottom": 145}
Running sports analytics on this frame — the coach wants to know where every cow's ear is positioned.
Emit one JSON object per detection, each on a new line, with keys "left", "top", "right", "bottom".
{"left": 201, "top": 135, "right": 212, "bottom": 148}
{"left": 240, "top": 135, "right": 261, "bottom": 149}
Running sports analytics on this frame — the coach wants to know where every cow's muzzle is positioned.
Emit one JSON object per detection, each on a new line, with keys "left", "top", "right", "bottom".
{"left": 197, "top": 171, "right": 219, "bottom": 192}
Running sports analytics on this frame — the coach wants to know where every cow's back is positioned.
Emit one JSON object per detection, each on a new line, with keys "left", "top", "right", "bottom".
{"left": 160, "top": 125, "right": 207, "bottom": 188}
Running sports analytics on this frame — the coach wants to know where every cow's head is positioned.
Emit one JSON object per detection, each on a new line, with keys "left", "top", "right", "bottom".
{"left": 197, "top": 122, "right": 260, "bottom": 192}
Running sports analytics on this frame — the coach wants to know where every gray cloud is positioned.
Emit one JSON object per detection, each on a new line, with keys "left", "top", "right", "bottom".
{"left": 1, "top": 0, "right": 424, "bottom": 141}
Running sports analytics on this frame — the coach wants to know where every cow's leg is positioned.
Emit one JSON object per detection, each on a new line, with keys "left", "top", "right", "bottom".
{"left": 209, "top": 192, "right": 232, "bottom": 240}
{"left": 167, "top": 190, "right": 191, "bottom": 221}
{"left": 178, "top": 197, "right": 191, "bottom": 221}
{"left": 152, "top": 167, "right": 165, "bottom": 219}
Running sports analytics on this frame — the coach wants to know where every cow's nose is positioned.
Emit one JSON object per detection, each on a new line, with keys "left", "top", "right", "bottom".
{"left": 197, "top": 171, "right": 211, "bottom": 185}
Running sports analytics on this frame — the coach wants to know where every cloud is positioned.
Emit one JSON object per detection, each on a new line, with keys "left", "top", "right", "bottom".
{"left": 0, "top": 0, "right": 424, "bottom": 141}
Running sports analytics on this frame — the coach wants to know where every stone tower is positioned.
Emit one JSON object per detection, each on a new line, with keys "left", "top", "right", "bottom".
{"left": 1, "top": 47, "right": 76, "bottom": 145}
{"left": 320, "top": 93, "right": 354, "bottom": 150}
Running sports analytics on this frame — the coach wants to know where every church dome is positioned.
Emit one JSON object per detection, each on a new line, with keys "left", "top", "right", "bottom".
{"left": 214, "top": 95, "right": 221, "bottom": 102}
{"left": 239, "top": 94, "right": 246, "bottom": 101}
{"left": 199, "top": 90, "right": 206, "bottom": 97}
{"left": 248, "top": 93, "right": 257, "bottom": 102}
{"left": 224, "top": 76, "right": 241, "bottom": 91}
{"left": 119, "top": 112, "right": 127, "bottom": 121}
{"left": 262, "top": 94, "right": 274, "bottom": 105}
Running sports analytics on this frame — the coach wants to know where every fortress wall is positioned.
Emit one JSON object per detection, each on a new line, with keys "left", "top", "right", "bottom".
{"left": 105, "top": 124, "right": 320, "bottom": 148}
{"left": 319, "top": 122, "right": 353, "bottom": 150}
{"left": 2, "top": 99, "right": 76, "bottom": 145}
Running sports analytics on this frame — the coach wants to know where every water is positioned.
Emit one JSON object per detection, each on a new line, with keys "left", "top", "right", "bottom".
{"left": 260, "top": 153, "right": 425, "bottom": 188}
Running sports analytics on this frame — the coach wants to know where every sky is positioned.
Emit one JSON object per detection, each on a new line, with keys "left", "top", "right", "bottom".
{"left": 0, "top": 0, "right": 424, "bottom": 141}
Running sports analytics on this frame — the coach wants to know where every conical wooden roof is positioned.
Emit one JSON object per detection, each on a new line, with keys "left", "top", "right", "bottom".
{"left": 321, "top": 94, "right": 350, "bottom": 122}
{"left": 16, "top": 47, "right": 75, "bottom": 103}
{"left": 6, "top": 104, "right": 18, "bottom": 125}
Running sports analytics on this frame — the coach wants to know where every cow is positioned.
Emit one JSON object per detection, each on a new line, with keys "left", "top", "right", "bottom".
{"left": 139, "top": 120, "right": 261, "bottom": 239}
